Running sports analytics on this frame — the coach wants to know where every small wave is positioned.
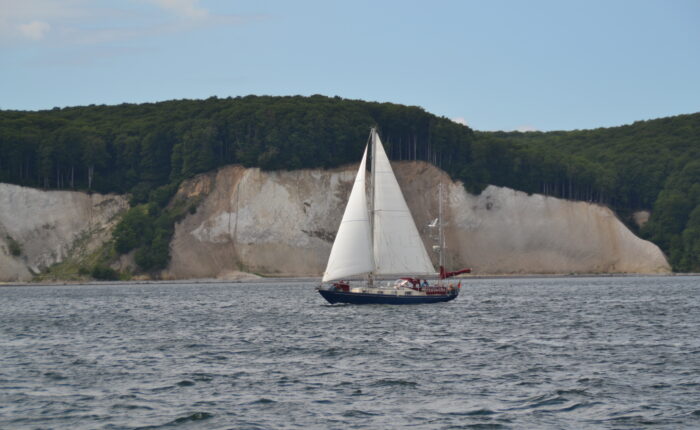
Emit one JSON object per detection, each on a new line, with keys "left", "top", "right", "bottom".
{"left": 506, "top": 387, "right": 596, "bottom": 412}
{"left": 170, "top": 412, "right": 213, "bottom": 424}
{"left": 184, "top": 343, "right": 209, "bottom": 349}
{"left": 555, "top": 388, "right": 591, "bottom": 397}
{"left": 552, "top": 401, "right": 602, "bottom": 413}
{"left": 463, "top": 425, "right": 509, "bottom": 429}
{"left": 276, "top": 376, "right": 299, "bottom": 385}
{"left": 528, "top": 396, "right": 567, "bottom": 409}
{"left": 495, "top": 343, "right": 516, "bottom": 350}
{"left": 321, "top": 347, "right": 343, "bottom": 357}
{"left": 342, "top": 409, "right": 379, "bottom": 417}
{"left": 43, "top": 371, "right": 68, "bottom": 380}
{"left": 249, "top": 398, "right": 276, "bottom": 405}
{"left": 134, "top": 412, "right": 214, "bottom": 428}
{"left": 448, "top": 408, "right": 496, "bottom": 416}
{"left": 372, "top": 378, "right": 418, "bottom": 387}
{"left": 505, "top": 394, "right": 567, "bottom": 411}
{"left": 149, "top": 385, "right": 175, "bottom": 392}
{"left": 118, "top": 394, "right": 139, "bottom": 400}
{"left": 111, "top": 403, "right": 154, "bottom": 410}
{"left": 603, "top": 414, "right": 660, "bottom": 426}
{"left": 176, "top": 380, "right": 195, "bottom": 387}
{"left": 135, "top": 412, "right": 215, "bottom": 429}
{"left": 191, "top": 373, "right": 213, "bottom": 382}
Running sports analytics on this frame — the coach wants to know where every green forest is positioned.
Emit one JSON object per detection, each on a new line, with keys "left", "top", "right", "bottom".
{"left": 1, "top": 95, "right": 698, "bottom": 272}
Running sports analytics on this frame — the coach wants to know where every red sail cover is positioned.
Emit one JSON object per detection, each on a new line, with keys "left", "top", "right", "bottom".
{"left": 439, "top": 266, "right": 471, "bottom": 279}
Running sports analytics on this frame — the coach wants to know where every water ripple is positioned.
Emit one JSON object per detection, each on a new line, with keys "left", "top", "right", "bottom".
{"left": 0, "top": 276, "right": 699, "bottom": 429}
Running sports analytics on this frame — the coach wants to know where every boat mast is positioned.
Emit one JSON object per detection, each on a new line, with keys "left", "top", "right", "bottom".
{"left": 368, "top": 128, "right": 376, "bottom": 287}
{"left": 438, "top": 182, "right": 445, "bottom": 269}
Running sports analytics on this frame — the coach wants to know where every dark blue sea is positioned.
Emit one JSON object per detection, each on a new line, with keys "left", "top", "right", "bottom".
{"left": 1, "top": 276, "right": 699, "bottom": 429}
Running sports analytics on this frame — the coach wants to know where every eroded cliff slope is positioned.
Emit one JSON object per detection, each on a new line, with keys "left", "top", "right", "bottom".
{"left": 164, "top": 162, "right": 670, "bottom": 278}
{"left": 0, "top": 184, "right": 128, "bottom": 281}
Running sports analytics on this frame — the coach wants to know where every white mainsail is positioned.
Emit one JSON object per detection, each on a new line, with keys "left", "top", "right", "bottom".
{"left": 322, "top": 145, "right": 374, "bottom": 282}
{"left": 371, "top": 132, "right": 436, "bottom": 277}
{"left": 322, "top": 130, "right": 436, "bottom": 283}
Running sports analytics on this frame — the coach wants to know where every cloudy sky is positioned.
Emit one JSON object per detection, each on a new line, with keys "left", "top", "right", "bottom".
{"left": 1, "top": 0, "right": 699, "bottom": 131}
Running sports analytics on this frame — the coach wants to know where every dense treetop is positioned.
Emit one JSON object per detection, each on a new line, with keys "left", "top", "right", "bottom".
{"left": 0, "top": 95, "right": 698, "bottom": 271}
{"left": 0, "top": 95, "right": 471, "bottom": 196}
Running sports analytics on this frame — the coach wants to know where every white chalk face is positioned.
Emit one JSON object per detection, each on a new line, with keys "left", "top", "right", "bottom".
{"left": 0, "top": 158, "right": 669, "bottom": 283}
{"left": 0, "top": 184, "right": 129, "bottom": 281}
{"left": 445, "top": 185, "right": 669, "bottom": 274}
{"left": 177, "top": 162, "right": 669, "bottom": 278}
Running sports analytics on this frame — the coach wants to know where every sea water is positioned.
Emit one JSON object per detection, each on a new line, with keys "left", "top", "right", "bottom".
{"left": 1, "top": 276, "right": 699, "bottom": 429}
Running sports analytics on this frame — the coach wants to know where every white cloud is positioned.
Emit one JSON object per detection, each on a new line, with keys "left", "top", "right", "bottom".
{"left": 451, "top": 117, "right": 468, "bottom": 126}
{"left": 0, "top": 0, "right": 85, "bottom": 22}
{"left": 515, "top": 124, "right": 538, "bottom": 132}
{"left": 148, "top": 0, "right": 209, "bottom": 20}
{"left": 18, "top": 20, "right": 51, "bottom": 40}
{"left": 0, "top": 0, "right": 238, "bottom": 46}
{"left": 1, "top": 0, "right": 253, "bottom": 65}
{"left": 0, "top": 0, "right": 92, "bottom": 43}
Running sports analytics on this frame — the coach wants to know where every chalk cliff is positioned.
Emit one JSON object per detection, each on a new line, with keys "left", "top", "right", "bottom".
{"left": 163, "top": 162, "right": 670, "bottom": 278}
{"left": 0, "top": 162, "right": 670, "bottom": 281}
{"left": 0, "top": 184, "right": 128, "bottom": 282}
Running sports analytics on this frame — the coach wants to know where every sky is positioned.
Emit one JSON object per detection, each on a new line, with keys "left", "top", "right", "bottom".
{"left": 1, "top": 0, "right": 699, "bottom": 131}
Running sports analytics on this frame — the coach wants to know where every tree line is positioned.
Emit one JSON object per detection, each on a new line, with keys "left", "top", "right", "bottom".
{"left": 0, "top": 95, "right": 698, "bottom": 272}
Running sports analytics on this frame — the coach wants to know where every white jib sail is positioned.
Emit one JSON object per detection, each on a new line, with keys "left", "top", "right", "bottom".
{"left": 322, "top": 145, "right": 374, "bottom": 282}
{"left": 372, "top": 132, "right": 436, "bottom": 277}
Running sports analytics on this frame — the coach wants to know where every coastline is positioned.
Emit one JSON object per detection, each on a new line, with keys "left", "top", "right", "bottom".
{"left": 1, "top": 272, "right": 698, "bottom": 288}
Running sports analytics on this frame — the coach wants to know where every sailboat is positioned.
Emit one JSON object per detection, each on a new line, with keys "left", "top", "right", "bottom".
{"left": 317, "top": 128, "right": 470, "bottom": 305}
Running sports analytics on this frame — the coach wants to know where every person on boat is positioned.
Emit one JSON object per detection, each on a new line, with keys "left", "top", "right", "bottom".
{"left": 422, "top": 279, "right": 429, "bottom": 289}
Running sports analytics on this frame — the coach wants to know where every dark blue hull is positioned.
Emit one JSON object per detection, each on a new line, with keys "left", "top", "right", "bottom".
{"left": 318, "top": 289, "right": 458, "bottom": 305}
